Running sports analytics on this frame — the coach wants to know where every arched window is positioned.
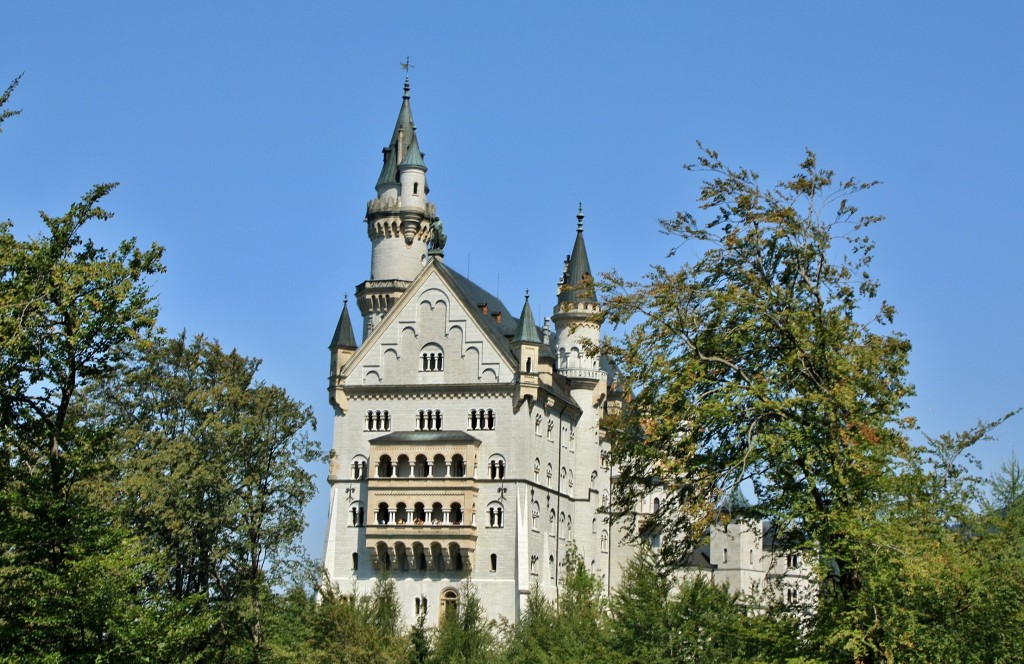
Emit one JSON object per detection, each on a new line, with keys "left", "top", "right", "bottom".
{"left": 601, "top": 490, "right": 608, "bottom": 508}
{"left": 352, "top": 552, "right": 358, "bottom": 570}
{"left": 532, "top": 502, "right": 540, "bottom": 531}
{"left": 590, "top": 470, "right": 597, "bottom": 490}
{"left": 420, "top": 344, "right": 445, "bottom": 372}
{"left": 396, "top": 455, "right": 411, "bottom": 478}
{"left": 566, "top": 515, "right": 572, "bottom": 537}
{"left": 723, "top": 548, "right": 729, "bottom": 564}
{"left": 416, "top": 409, "right": 444, "bottom": 431}
{"left": 377, "top": 455, "right": 393, "bottom": 478}
{"left": 450, "top": 502, "right": 463, "bottom": 525}
{"left": 431, "top": 502, "right": 443, "bottom": 524}
{"left": 414, "top": 454, "right": 429, "bottom": 478}
{"left": 413, "top": 182, "right": 419, "bottom": 194}
{"left": 451, "top": 454, "right": 465, "bottom": 477}
{"left": 351, "top": 456, "right": 367, "bottom": 479}
{"left": 546, "top": 464, "right": 553, "bottom": 487}
{"left": 376, "top": 502, "right": 390, "bottom": 525}
{"left": 533, "top": 459, "right": 540, "bottom": 483}
{"left": 601, "top": 530, "right": 608, "bottom": 553}
{"left": 440, "top": 588, "right": 459, "bottom": 618}
{"left": 365, "top": 410, "right": 391, "bottom": 432}
{"left": 549, "top": 555, "right": 555, "bottom": 579}
{"left": 490, "top": 553, "right": 498, "bottom": 572}
{"left": 592, "top": 517, "right": 597, "bottom": 534}
{"left": 350, "top": 502, "right": 364, "bottom": 527}
{"left": 526, "top": 357, "right": 532, "bottom": 373}
{"left": 413, "top": 502, "right": 426, "bottom": 524}
{"left": 489, "top": 455, "right": 506, "bottom": 480}
{"left": 652, "top": 497, "right": 661, "bottom": 514}
{"left": 488, "top": 502, "right": 504, "bottom": 528}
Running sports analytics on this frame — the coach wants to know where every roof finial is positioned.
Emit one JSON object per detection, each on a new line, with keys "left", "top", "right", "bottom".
{"left": 525, "top": 289, "right": 530, "bottom": 301}
{"left": 577, "top": 202, "right": 584, "bottom": 231}
{"left": 401, "top": 58, "right": 414, "bottom": 97}
{"left": 343, "top": 294, "right": 348, "bottom": 305}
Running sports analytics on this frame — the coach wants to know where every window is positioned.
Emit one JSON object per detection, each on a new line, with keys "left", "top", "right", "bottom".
{"left": 350, "top": 503, "right": 364, "bottom": 527}
{"left": 490, "top": 554, "right": 497, "bottom": 572}
{"left": 533, "top": 459, "right": 540, "bottom": 483}
{"left": 531, "top": 502, "right": 540, "bottom": 531}
{"left": 377, "top": 455, "right": 393, "bottom": 478}
{"left": 750, "top": 549, "right": 754, "bottom": 565}
{"left": 549, "top": 555, "right": 555, "bottom": 579}
{"left": 352, "top": 552, "right": 358, "bottom": 570}
{"left": 416, "top": 409, "right": 443, "bottom": 431}
{"left": 488, "top": 456, "right": 506, "bottom": 480}
{"left": 420, "top": 346, "right": 444, "bottom": 372}
{"left": 652, "top": 497, "right": 660, "bottom": 514}
{"left": 351, "top": 457, "right": 367, "bottom": 479}
{"left": 786, "top": 588, "right": 797, "bottom": 604}
{"left": 530, "top": 555, "right": 538, "bottom": 574}
{"left": 787, "top": 553, "right": 800, "bottom": 568}
{"left": 546, "top": 464, "right": 553, "bottom": 487}
{"left": 535, "top": 414, "right": 542, "bottom": 436}
{"left": 601, "top": 490, "right": 608, "bottom": 508}
{"left": 546, "top": 419, "right": 554, "bottom": 441}
{"left": 469, "top": 408, "right": 495, "bottom": 431}
{"left": 488, "top": 503, "right": 504, "bottom": 528}
{"left": 365, "top": 410, "right": 391, "bottom": 432}
{"left": 601, "top": 530, "right": 608, "bottom": 553}
{"left": 723, "top": 548, "right": 729, "bottom": 564}
{"left": 600, "top": 449, "right": 610, "bottom": 469}
{"left": 451, "top": 454, "right": 466, "bottom": 477}
{"left": 441, "top": 588, "right": 459, "bottom": 618}
{"left": 413, "top": 182, "right": 419, "bottom": 194}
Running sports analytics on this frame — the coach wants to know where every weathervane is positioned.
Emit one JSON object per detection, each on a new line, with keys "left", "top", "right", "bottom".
{"left": 400, "top": 57, "right": 414, "bottom": 72}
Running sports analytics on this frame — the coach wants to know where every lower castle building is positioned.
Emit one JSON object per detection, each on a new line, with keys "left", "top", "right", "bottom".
{"left": 320, "top": 80, "right": 809, "bottom": 626}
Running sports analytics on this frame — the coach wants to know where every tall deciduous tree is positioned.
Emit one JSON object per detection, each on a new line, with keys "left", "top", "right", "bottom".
{"left": 92, "top": 333, "right": 323, "bottom": 662}
{"left": 0, "top": 181, "right": 164, "bottom": 658}
{"left": 600, "top": 148, "right": 915, "bottom": 653}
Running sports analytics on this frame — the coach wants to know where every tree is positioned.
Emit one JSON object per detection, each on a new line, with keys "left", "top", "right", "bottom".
{"left": 91, "top": 333, "right": 323, "bottom": 662}
{"left": 602, "top": 147, "right": 912, "bottom": 588}
{"left": 503, "top": 546, "right": 614, "bottom": 664}
{"left": 0, "top": 176, "right": 164, "bottom": 659}
{"left": 428, "top": 579, "right": 496, "bottom": 664}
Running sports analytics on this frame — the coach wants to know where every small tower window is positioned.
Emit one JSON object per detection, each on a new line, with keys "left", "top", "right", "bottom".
{"left": 490, "top": 554, "right": 498, "bottom": 572}
{"left": 413, "top": 182, "right": 419, "bottom": 194}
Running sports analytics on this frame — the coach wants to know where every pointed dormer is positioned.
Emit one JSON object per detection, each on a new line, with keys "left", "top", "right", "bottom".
{"left": 329, "top": 296, "right": 359, "bottom": 411}
{"left": 513, "top": 292, "right": 541, "bottom": 406}
{"left": 359, "top": 78, "right": 437, "bottom": 339}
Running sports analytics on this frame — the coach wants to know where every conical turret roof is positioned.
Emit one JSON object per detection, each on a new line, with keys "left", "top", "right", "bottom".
{"left": 557, "top": 205, "right": 596, "bottom": 304}
{"left": 376, "top": 79, "right": 428, "bottom": 190}
{"left": 513, "top": 292, "right": 542, "bottom": 345}
{"left": 330, "top": 297, "right": 358, "bottom": 349}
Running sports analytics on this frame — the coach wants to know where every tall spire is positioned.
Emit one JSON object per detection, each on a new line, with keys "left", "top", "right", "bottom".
{"left": 376, "top": 79, "right": 427, "bottom": 192}
{"left": 557, "top": 203, "right": 596, "bottom": 304}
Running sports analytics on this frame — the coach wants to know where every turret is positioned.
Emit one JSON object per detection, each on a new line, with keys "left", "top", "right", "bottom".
{"left": 328, "top": 295, "right": 358, "bottom": 411}
{"left": 357, "top": 78, "right": 437, "bottom": 337}
{"left": 512, "top": 292, "right": 541, "bottom": 405}
{"left": 553, "top": 205, "right": 603, "bottom": 382}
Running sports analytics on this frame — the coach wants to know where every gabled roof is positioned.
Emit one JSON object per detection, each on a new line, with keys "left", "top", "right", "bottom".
{"left": 330, "top": 297, "right": 357, "bottom": 349}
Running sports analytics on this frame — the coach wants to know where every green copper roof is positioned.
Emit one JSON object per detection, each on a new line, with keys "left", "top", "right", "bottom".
{"left": 400, "top": 132, "right": 426, "bottom": 169}
{"left": 330, "top": 297, "right": 358, "bottom": 349}
{"left": 375, "top": 79, "right": 427, "bottom": 189}
{"left": 513, "top": 293, "right": 542, "bottom": 344}
{"left": 557, "top": 206, "right": 596, "bottom": 304}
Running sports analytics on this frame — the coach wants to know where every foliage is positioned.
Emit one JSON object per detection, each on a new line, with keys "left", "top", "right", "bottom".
{"left": 428, "top": 579, "right": 497, "bottom": 664}
{"left": 0, "top": 75, "right": 20, "bottom": 133}
{"left": 503, "top": 546, "right": 614, "bottom": 664}
{"left": 0, "top": 178, "right": 164, "bottom": 660}
{"left": 90, "top": 332, "right": 323, "bottom": 662}
{"left": 600, "top": 147, "right": 914, "bottom": 592}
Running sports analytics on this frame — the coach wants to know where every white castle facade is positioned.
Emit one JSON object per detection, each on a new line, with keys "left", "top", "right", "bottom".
{"left": 320, "top": 82, "right": 809, "bottom": 626}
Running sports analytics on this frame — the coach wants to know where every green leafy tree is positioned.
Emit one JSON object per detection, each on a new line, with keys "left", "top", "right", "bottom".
{"left": 503, "top": 546, "right": 614, "bottom": 664}
{"left": 600, "top": 147, "right": 913, "bottom": 607}
{"left": 92, "top": 333, "right": 323, "bottom": 662}
{"left": 428, "top": 579, "right": 496, "bottom": 664}
{"left": 0, "top": 175, "right": 163, "bottom": 660}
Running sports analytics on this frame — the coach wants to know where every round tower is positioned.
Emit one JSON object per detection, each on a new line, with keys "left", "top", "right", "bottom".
{"left": 552, "top": 205, "right": 602, "bottom": 377}
{"left": 357, "top": 79, "right": 436, "bottom": 337}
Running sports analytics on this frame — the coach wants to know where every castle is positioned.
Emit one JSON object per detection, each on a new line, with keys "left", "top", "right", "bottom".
{"left": 321, "top": 81, "right": 808, "bottom": 626}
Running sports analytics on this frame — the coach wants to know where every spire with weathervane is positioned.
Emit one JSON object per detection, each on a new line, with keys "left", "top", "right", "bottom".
{"left": 356, "top": 69, "right": 438, "bottom": 338}
{"left": 513, "top": 291, "right": 541, "bottom": 406}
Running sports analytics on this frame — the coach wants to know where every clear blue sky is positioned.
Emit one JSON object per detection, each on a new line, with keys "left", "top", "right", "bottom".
{"left": 3, "top": 2, "right": 1022, "bottom": 557}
